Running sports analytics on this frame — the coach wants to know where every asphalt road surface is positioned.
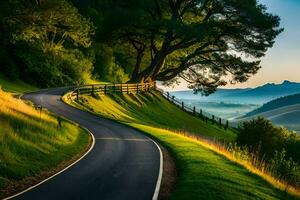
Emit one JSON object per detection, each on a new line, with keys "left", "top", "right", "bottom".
{"left": 13, "top": 88, "right": 161, "bottom": 200}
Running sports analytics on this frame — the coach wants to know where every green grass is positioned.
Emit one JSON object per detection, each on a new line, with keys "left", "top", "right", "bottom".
{"left": 0, "top": 90, "right": 90, "bottom": 198}
{"left": 75, "top": 91, "right": 236, "bottom": 141}
{"left": 0, "top": 73, "right": 38, "bottom": 93}
{"left": 71, "top": 91, "right": 298, "bottom": 199}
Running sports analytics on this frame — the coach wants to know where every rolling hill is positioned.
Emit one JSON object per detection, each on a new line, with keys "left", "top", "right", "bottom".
{"left": 235, "top": 93, "right": 300, "bottom": 133}
{"left": 234, "top": 104, "right": 300, "bottom": 133}
{"left": 244, "top": 93, "right": 300, "bottom": 117}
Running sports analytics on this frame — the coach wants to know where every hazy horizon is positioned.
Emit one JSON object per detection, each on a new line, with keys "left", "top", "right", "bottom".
{"left": 159, "top": 79, "right": 300, "bottom": 92}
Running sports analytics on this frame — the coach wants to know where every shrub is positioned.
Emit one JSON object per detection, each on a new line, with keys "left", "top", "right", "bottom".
{"left": 237, "top": 117, "right": 299, "bottom": 161}
{"left": 270, "top": 149, "right": 300, "bottom": 188}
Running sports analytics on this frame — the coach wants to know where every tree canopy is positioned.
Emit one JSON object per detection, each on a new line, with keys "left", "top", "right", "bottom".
{"left": 89, "top": 0, "right": 283, "bottom": 94}
{"left": 0, "top": 0, "right": 283, "bottom": 91}
{"left": 0, "top": 0, "right": 94, "bottom": 87}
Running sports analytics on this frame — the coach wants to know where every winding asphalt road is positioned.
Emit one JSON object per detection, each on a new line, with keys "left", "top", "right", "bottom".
{"left": 13, "top": 88, "right": 161, "bottom": 200}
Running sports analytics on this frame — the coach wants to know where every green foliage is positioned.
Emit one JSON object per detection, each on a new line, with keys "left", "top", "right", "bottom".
{"left": 92, "top": 44, "right": 129, "bottom": 83}
{"left": 86, "top": 0, "right": 282, "bottom": 93}
{"left": 270, "top": 149, "right": 300, "bottom": 188}
{"left": 237, "top": 117, "right": 299, "bottom": 160}
{"left": 237, "top": 117, "right": 300, "bottom": 187}
{"left": 226, "top": 142, "right": 300, "bottom": 189}
{"left": 1, "top": 0, "right": 94, "bottom": 87}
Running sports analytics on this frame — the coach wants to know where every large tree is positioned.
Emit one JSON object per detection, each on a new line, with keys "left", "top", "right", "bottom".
{"left": 1, "top": 0, "right": 94, "bottom": 87}
{"left": 97, "top": 0, "right": 282, "bottom": 94}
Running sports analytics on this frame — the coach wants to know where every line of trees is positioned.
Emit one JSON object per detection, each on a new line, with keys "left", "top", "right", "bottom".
{"left": 0, "top": 0, "right": 282, "bottom": 92}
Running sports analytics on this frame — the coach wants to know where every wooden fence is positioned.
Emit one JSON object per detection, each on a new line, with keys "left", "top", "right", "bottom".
{"left": 159, "top": 90, "right": 230, "bottom": 129}
{"left": 64, "top": 81, "right": 230, "bottom": 129}
{"left": 65, "top": 82, "right": 156, "bottom": 101}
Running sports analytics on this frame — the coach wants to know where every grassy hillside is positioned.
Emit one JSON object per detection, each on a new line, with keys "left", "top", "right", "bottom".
{"left": 73, "top": 92, "right": 236, "bottom": 141}
{"left": 0, "top": 89, "right": 91, "bottom": 198}
{"left": 244, "top": 93, "right": 300, "bottom": 117}
{"left": 70, "top": 91, "right": 298, "bottom": 199}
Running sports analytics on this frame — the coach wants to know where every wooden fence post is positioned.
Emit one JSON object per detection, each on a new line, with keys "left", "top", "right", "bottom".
{"left": 92, "top": 85, "right": 94, "bottom": 96}
{"left": 127, "top": 84, "right": 129, "bottom": 94}
{"left": 199, "top": 109, "right": 203, "bottom": 120}
{"left": 225, "top": 120, "right": 229, "bottom": 130}
{"left": 212, "top": 115, "right": 215, "bottom": 124}
{"left": 182, "top": 102, "right": 184, "bottom": 109}
{"left": 76, "top": 88, "right": 79, "bottom": 101}
{"left": 193, "top": 106, "right": 196, "bottom": 115}
{"left": 113, "top": 83, "right": 116, "bottom": 93}
{"left": 120, "top": 83, "right": 123, "bottom": 94}
{"left": 136, "top": 84, "right": 139, "bottom": 93}
{"left": 104, "top": 85, "right": 107, "bottom": 95}
{"left": 219, "top": 118, "right": 221, "bottom": 127}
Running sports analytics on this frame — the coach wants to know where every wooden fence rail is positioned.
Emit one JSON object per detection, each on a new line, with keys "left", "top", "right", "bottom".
{"left": 158, "top": 90, "right": 230, "bottom": 130}
{"left": 65, "top": 82, "right": 156, "bottom": 101}
{"left": 65, "top": 81, "right": 230, "bottom": 129}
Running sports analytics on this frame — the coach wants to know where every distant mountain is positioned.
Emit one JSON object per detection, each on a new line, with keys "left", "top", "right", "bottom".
{"left": 243, "top": 93, "right": 300, "bottom": 118}
{"left": 169, "top": 88, "right": 250, "bottom": 102}
{"left": 223, "top": 80, "right": 300, "bottom": 104}
{"left": 170, "top": 80, "right": 300, "bottom": 105}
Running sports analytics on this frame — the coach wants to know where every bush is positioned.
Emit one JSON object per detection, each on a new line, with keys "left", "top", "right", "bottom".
{"left": 270, "top": 149, "right": 300, "bottom": 188}
{"left": 236, "top": 117, "right": 300, "bottom": 188}
{"left": 237, "top": 117, "right": 299, "bottom": 161}
{"left": 16, "top": 46, "right": 93, "bottom": 87}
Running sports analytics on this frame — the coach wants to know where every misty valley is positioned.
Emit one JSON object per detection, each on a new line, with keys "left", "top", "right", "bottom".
{"left": 170, "top": 80, "right": 300, "bottom": 133}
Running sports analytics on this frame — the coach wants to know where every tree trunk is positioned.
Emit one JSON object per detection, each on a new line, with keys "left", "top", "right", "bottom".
{"left": 130, "top": 50, "right": 144, "bottom": 82}
{"left": 129, "top": 49, "right": 167, "bottom": 83}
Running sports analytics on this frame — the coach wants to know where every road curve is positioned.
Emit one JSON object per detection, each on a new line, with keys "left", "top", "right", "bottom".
{"left": 14, "top": 87, "right": 161, "bottom": 200}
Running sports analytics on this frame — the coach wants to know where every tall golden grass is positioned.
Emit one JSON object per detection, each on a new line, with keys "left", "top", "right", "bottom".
{"left": 0, "top": 89, "right": 54, "bottom": 123}
{"left": 169, "top": 129, "right": 300, "bottom": 196}
{"left": 0, "top": 89, "right": 89, "bottom": 198}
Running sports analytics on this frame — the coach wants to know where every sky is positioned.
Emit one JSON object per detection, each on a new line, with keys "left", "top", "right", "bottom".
{"left": 164, "top": 0, "right": 300, "bottom": 90}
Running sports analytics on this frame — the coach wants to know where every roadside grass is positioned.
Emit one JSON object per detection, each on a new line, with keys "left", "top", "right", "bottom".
{"left": 0, "top": 73, "right": 38, "bottom": 93}
{"left": 131, "top": 124, "right": 297, "bottom": 200}
{"left": 0, "top": 89, "right": 90, "bottom": 198}
{"left": 71, "top": 91, "right": 299, "bottom": 199}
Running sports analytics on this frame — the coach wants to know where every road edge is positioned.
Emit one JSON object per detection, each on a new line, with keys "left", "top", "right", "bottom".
{"left": 62, "top": 92, "right": 165, "bottom": 199}
{"left": 3, "top": 91, "right": 96, "bottom": 200}
{"left": 151, "top": 139, "right": 163, "bottom": 200}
